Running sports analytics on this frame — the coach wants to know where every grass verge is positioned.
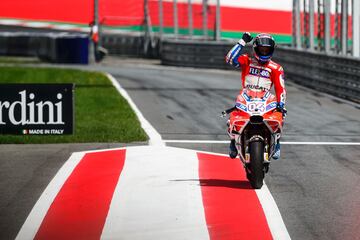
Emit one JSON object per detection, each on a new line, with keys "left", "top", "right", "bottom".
{"left": 0, "top": 57, "right": 41, "bottom": 64}
{"left": 0, "top": 66, "right": 148, "bottom": 144}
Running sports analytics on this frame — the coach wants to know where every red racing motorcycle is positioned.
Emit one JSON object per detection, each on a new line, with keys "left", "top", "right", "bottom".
{"left": 222, "top": 89, "right": 284, "bottom": 189}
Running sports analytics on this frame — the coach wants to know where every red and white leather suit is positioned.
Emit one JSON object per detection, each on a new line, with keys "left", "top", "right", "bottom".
{"left": 233, "top": 53, "right": 286, "bottom": 106}
{"left": 225, "top": 49, "right": 287, "bottom": 140}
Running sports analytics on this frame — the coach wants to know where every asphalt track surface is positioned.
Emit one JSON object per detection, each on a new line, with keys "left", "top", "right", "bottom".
{"left": 95, "top": 58, "right": 360, "bottom": 240}
{"left": 0, "top": 58, "right": 359, "bottom": 239}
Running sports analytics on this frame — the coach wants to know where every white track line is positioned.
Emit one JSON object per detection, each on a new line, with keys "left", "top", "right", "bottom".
{"left": 16, "top": 73, "right": 292, "bottom": 240}
{"left": 106, "top": 73, "right": 165, "bottom": 146}
{"left": 164, "top": 140, "right": 360, "bottom": 145}
{"left": 17, "top": 72, "right": 165, "bottom": 238}
{"left": 256, "top": 185, "right": 291, "bottom": 240}
{"left": 165, "top": 146, "right": 291, "bottom": 239}
{"left": 101, "top": 146, "right": 209, "bottom": 240}
{"left": 15, "top": 152, "right": 85, "bottom": 240}
{"left": 283, "top": 142, "right": 360, "bottom": 145}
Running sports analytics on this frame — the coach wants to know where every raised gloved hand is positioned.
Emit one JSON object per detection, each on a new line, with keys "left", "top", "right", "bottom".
{"left": 227, "top": 32, "right": 252, "bottom": 67}
{"left": 276, "top": 102, "right": 287, "bottom": 117}
{"left": 238, "top": 32, "right": 253, "bottom": 46}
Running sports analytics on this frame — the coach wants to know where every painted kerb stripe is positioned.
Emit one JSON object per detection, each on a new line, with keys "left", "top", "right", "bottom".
{"left": 198, "top": 152, "right": 273, "bottom": 239}
{"left": 101, "top": 146, "right": 210, "bottom": 240}
{"left": 16, "top": 152, "right": 85, "bottom": 240}
{"left": 34, "top": 149, "right": 126, "bottom": 240}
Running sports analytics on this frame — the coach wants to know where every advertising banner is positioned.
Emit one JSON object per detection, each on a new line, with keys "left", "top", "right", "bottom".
{"left": 0, "top": 84, "right": 74, "bottom": 135}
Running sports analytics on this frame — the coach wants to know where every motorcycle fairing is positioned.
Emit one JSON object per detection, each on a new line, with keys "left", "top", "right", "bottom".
{"left": 229, "top": 89, "right": 284, "bottom": 164}
{"left": 235, "top": 90, "right": 278, "bottom": 115}
{"left": 235, "top": 102, "right": 247, "bottom": 112}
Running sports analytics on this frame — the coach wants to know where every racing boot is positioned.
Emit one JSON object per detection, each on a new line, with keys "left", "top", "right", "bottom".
{"left": 272, "top": 142, "right": 281, "bottom": 160}
{"left": 229, "top": 139, "right": 238, "bottom": 159}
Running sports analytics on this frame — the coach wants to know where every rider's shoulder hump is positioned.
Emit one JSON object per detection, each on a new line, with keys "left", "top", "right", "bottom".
{"left": 267, "top": 60, "right": 283, "bottom": 71}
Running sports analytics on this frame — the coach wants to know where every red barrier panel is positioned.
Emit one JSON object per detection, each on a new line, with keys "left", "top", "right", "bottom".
{"left": 0, "top": 0, "right": 144, "bottom": 26}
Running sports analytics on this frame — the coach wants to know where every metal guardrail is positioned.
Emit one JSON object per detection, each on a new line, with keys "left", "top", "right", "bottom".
{"left": 273, "top": 47, "right": 360, "bottom": 103}
{"left": 161, "top": 39, "right": 360, "bottom": 103}
{"left": 101, "top": 33, "right": 159, "bottom": 58}
{"left": 161, "top": 39, "right": 239, "bottom": 69}
{"left": 101, "top": 33, "right": 144, "bottom": 57}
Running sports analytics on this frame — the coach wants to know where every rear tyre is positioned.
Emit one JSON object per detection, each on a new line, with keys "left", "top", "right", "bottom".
{"left": 248, "top": 141, "right": 264, "bottom": 189}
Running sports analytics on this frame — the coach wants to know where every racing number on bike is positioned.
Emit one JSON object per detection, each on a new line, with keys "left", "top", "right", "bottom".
{"left": 247, "top": 102, "right": 265, "bottom": 113}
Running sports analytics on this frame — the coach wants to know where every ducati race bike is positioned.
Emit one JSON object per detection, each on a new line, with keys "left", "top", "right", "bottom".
{"left": 222, "top": 89, "right": 284, "bottom": 189}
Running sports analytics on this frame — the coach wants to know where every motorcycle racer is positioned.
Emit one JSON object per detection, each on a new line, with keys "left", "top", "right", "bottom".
{"left": 225, "top": 32, "right": 287, "bottom": 160}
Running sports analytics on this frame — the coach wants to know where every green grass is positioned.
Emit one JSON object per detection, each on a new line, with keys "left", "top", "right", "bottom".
{"left": 0, "top": 66, "right": 148, "bottom": 144}
{"left": 0, "top": 57, "right": 41, "bottom": 64}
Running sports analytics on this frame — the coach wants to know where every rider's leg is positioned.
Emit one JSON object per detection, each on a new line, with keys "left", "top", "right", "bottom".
{"left": 227, "top": 121, "right": 238, "bottom": 158}
{"left": 273, "top": 134, "right": 281, "bottom": 160}
{"left": 229, "top": 139, "right": 238, "bottom": 159}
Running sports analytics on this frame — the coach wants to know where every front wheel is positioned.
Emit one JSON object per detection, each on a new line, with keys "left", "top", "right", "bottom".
{"left": 247, "top": 141, "right": 264, "bottom": 189}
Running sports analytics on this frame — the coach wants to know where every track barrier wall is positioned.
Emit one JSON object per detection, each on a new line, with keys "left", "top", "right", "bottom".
{"left": 101, "top": 33, "right": 159, "bottom": 58}
{"left": 274, "top": 47, "right": 360, "bottom": 103}
{"left": 0, "top": 29, "right": 358, "bottom": 103}
{"left": 161, "top": 39, "right": 360, "bottom": 103}
{"left": 101, "top": 33, "right": 144, "bottom": 57}
{"left": 161, "top": 39, "right": 237, "bottom": 69}
{"left": 0, "top": 32, "right": 89, "bottom": 64}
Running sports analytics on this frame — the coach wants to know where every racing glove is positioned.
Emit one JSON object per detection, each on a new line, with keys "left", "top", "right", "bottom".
{"left": 226, "top": 32, "right": 253, "bottom": 67}
{"left": 276, "top": 102, "right": 287, "bottom": 117}
{"left": 239, "top": 32, "right": 253, "bottom": 45}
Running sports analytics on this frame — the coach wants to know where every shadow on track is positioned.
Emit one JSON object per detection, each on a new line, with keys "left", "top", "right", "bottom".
{"left": 171, "top": 179, "right": 252, "bottom": 190}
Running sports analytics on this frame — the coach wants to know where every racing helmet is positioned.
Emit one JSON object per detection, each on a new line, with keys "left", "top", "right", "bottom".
{"left": 253, "top": 33, "right": 275, "bottom": 64}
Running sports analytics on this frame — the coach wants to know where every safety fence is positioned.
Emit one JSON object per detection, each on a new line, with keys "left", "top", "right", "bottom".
{"left": 274, "top": 47, "right": 360, "bottom": 103}
{"left": 0, "top": 32, "right": 89, "bottom": 64}
{"left": 161, "top": 39, "right": 360, "bottom": 103}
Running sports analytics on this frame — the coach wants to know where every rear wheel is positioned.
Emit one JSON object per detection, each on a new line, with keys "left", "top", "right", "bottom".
{"left": 248, "top": 141, "right": 264, "bottom": 189}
